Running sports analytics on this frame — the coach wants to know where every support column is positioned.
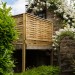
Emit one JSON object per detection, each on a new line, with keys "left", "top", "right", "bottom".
{"left": 22, "top": 13, "right": 26, "bottom": 72}
{"left": 51, "top": 49, "right": 53, "bottom": 65}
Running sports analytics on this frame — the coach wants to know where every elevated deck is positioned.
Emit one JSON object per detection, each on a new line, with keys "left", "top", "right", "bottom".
{"left": 13, "top": 13, "right": 53, "bottom": 71}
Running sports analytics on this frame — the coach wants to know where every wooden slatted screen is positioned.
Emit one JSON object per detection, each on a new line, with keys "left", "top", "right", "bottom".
{"left": 14, "top": 14, "right": 23, "bottom": 45}
{"left": 14, "top": 13, "right": 53, "bottom": 49}
{"left": 26, "top": 13, "right": 53, "bottom": 49}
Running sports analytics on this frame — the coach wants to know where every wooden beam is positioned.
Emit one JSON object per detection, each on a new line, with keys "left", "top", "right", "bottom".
{"left": 57, "top": 47, "right": 61, "bottom": 68}
{"left": 22, "top": 13, "right": 26, "bottom": 72}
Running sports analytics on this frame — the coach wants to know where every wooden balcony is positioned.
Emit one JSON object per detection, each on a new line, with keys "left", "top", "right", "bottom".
{"left": 14, "top": 13, "right": 53, "bottom": 49}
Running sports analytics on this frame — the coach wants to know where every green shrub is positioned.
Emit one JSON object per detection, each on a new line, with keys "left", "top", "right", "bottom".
{"left": 14, "top": 73, "right": 22, "bottom": 75}
{"left": 0, "top": 2, "right": 17, "bottom": 75}
{"left": 22, "top": 65, "right": 60, "bottom": 75}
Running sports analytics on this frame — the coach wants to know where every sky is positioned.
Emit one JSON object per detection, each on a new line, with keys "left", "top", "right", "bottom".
{"left": 1, "top": 0, "right": 29, "bottom": 15}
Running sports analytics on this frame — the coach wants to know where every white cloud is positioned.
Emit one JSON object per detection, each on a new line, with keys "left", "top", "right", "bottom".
{"left": 7, "top": 0, "right": 29, "bottom": 15}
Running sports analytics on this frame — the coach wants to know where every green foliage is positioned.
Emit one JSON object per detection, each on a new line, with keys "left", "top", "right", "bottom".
{"left": 48, "top": 2, "right": 58, "bottom": 11}
{"left": 22, "top": 66, "right": 60, "bottom": 75}
{"left": 0, "top": 2, "right": 18, "bottom": 75}
{"left": 14, "top": 73, "right": 22, "bottom": 75}
{"left": 56, "top": 31, "right": 75, "bottom": 44}
{"left": 14, "top": 66, "right": 60, "bottom": 75}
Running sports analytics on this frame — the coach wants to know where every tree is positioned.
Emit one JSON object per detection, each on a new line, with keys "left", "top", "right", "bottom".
{"left": 0, "top": 2, "right": 18, "bottom": 75}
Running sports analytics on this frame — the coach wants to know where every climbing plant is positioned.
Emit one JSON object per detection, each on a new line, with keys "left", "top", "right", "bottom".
{"left": 52, "top": 25, "right": 75, "bottom": 49}
{"left": 27, "top": 0, "right": 75, "bottom": 27}
{"left": 0, "top": 2, "right": 18, "bottom": 75}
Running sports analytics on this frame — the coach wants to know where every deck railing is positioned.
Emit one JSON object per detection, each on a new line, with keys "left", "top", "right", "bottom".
{"left": 14, "top": 13, "right": 53, "bottom": 49}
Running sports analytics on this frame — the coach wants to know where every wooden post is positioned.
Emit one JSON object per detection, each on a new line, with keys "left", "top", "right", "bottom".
{"left": 51, "top": 49, "right": 53, "bottom": 65}
{"left": 22, "top": 13, "right": 26, "bottom": 72}
{"left": 51, "top": 23, "right": 53, "bottom": 65}
{"left": 45, "top": 1, "right": 47, "bottom": 19}
{"left": 57, "top": 46, "right": 61, "bottom": 68}
{"left": 57, "top": 46, "right": 61, "bottom": 75}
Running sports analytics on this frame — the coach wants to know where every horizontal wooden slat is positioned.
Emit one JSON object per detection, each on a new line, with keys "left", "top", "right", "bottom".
{"left": 26, "top": 13, "right": 53, "bottom": 43}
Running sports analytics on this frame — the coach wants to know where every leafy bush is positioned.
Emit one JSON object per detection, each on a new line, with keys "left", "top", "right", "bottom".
{"left": 14, "top": 73, "right": 22, "bottom": 75}
{"left": 22, "top": 66, "right": 60, "bottom": 75}
{"left": 0, "top": 2, "right": 17, "bottom": 75}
